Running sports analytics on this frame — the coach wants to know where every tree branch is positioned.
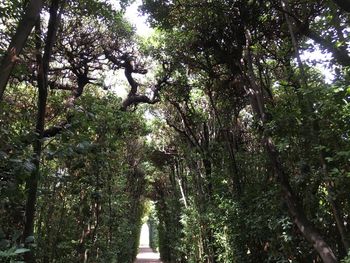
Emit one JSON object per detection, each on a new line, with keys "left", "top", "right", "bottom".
{"left": 166, "top": 119, "right": 196, "bottom": 147}
{"left": 0, "top": 0, "right": 44, "bottom": 101}
{"left": 43, "top": 120, "right": 70, "bottom": 138}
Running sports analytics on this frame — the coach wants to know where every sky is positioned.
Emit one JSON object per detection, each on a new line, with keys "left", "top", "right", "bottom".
{"left": 107, "top": 0, "right": 334, "bottom": 98}
{"left": 106, "top": 0, "right": 154, "bottom": 98}
{"left": 124, "top": 0, "right": 154, "bottom": 37}
{"left": 300, "top": 45, "right": 334, "bottom": 83}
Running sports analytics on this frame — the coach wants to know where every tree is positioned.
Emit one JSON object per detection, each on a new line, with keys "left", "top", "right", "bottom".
{"left": 0, "top": 0, "right": 43, "bottom": 101}
{"left": 142, "top": 0, "right": 350, "bottom": 262}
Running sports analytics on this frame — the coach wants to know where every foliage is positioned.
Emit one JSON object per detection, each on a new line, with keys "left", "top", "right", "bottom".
{"left": 1, "top": 0, "right": 350, "bottom": 263}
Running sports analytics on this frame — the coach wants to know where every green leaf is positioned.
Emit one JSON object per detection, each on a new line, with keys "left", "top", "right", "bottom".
{"left": 14, "top": 248, "right": 30, "bottom": 254}
{"left": 24, "top": 236, "right": 34, "bottom": 244}
{"left": 75, "top": 141, "right": 92, "bottom": 153}
{"left": 11, "top": 231, "right": 21, "bottom": 242}
{"left": 23, "top": 161, "right": 36, "bottom": 172}
{"left": 0, "top": 239, "right": 9, "bottom": 249}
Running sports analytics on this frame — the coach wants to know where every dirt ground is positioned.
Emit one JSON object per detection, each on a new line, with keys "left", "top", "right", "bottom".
{"left": 134, "top": 246, "right": 162, "bottom": 263}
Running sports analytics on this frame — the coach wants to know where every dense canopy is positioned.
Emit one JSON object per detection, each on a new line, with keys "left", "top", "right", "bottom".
{"left": 0, "top": 0, "right": 349, "bottom": 263}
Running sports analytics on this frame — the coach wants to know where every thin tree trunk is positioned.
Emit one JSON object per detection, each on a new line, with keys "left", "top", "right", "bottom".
{"left": 107, "top": 171, "right": 113, "bottom": 245}
{"left": 320, "top": 152, "right": 350, "bottom": 253}
{"left": 175, "top": 160, "right": 188, "bottom": 208}
{"left": 244, "top": 29, "right": 338, "bottom": 263}
{"left": 329, "top": 193, "right": 349, "bottom": 252}
{"left": 51, "top": 195, "right": 66, "bottom": 262}
{"left": 22, "top": 1, "right": 62, "bottom": 261}
{"left": 207, "top": 88, "right": 242, "bottom": 197}
{"left": 280, "top": 0, "right": 350, "bottom": 67}
{"left": 264, "top": 137, "right": 338, "bottom": 263}
{"left": 91, "top": 161, "right": 101, "bottom": 261}
{"left": 0, "top": 0, "right": 43, "bottom": 101}
{"left": 22, "top": 20, "right": 47, "bottom": 263}
{"left": 43, "top": 183, "right": 58, "bottom": 263}
{"left": 283, "top": 2, "right": 348, "bottom": 255}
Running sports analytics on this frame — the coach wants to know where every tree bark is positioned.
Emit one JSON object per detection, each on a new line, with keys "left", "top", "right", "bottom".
{"left": 283, "top": 2, "right": 348, "bottom": 256}
{"left": 279, "top": 0, "right": 350, "bottom": 68}
{"left": 207, "top": 88, "right": 242, "bottom": 197}
{"left": 0, "top": 0, "right": 43, "bottom": 101}
{"left": 22, "top": 1, "right": 62, "bottom": 261}
{"left": 329, "top": 194, "right": 350, "bottom": 253}
{"left": 306, "top": 30, "right": 350, "bottom": 67}
{"left": 264, "top": 138, "right": 338, "bottom": 263}
{"left": 22, "top": 20, "right": 47, "bottom": 263}
{"left": 320, "top": 152, "right": 350, "bottom": 253}
{"left": 244, "top": 29, "right": 338, "bottom": 263}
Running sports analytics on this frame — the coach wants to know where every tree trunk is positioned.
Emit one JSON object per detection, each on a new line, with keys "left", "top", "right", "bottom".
{"left": 0, "top": 0, "right": 43, "bottom": 101}
{"left": 22, "top": 1, "right": 61, "bottom": 261}
{"left": 244, "top": 29, "right": 338, "bottom": 263}
{"left": 306, "top": 30, "right": 350, "bottom": 68}
{"left": 283, "top": 3, "right": 348, "bottom": 256}
{"left": 264, "top": 138, "right": 338, "bottom": 263}
{"left": 320, "top": 152, "right": 350, "bottom": 253}
{"left": 281, "top": 0, "right": 350, "bottom": 67}
{"left": 22, "top": 20, "right": 47, "bottom": 262}
{"left": 329, "top": 194, "right": 350, "bottom": 253}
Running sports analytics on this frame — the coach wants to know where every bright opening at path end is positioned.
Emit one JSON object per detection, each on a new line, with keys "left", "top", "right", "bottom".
{"left": 139, "top": 223, "right": 150, "bottom": 247}
{"left": 136, "top": 224, "right": 161, "bottom": 262}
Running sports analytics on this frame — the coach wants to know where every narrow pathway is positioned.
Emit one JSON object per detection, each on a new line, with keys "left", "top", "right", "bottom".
{"left": 134, "top": 246, "right": 161, "bottom": 263}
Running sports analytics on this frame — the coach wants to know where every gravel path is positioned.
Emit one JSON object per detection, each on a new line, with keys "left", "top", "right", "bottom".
{"left": 134, "top": 246, "right": 161, "bottom": 263}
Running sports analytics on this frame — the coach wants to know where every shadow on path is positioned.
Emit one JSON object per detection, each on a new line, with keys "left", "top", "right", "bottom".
{"left": 134, "top": 246, "right": 161, "bottom": 263}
